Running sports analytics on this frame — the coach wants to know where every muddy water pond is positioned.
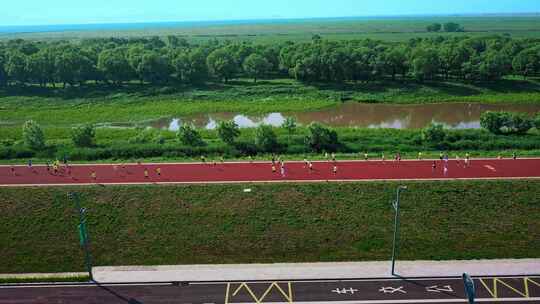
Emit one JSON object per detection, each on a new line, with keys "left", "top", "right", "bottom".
{"left": 148, "top": 102, "right": 540, "bottom": 130}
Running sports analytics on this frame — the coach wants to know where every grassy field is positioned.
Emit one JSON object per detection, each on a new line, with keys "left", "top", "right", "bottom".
{"left": 1, "top": 78, "right": 540, "bottom": 128}
{"left": 0, "top": 180, "right": 538, "bottom": 273}
{"left": 3, "top": 16, "right": 540, "bottom": 42}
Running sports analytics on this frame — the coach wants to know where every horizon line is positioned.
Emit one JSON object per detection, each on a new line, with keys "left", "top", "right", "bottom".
{"left": 1, "top": 12, "right": 539, "bottom": 29}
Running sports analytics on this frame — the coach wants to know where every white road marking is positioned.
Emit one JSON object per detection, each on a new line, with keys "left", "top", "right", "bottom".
{"left": 426, "top": 285, "right": 453, "bottom": 293}
{"left": 379, "top": 286, "right": 406, "bottom": 294}
{"left": 484, "top": 165, "right": 497, "bottom": 172}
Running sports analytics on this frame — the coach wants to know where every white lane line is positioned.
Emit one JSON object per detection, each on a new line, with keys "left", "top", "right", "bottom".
{"left": 484, "top": 165, "right": 497, "bottom": 172}
{"left": 227, "top": 298, "right": 540, "bottom": 304}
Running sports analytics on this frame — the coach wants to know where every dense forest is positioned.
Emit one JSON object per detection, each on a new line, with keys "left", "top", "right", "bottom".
{"left": 0, "top": 34, "right": 540, "bottom": 88}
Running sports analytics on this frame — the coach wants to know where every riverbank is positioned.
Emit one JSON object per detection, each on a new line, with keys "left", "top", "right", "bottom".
{"left": 1, "top": 180, "right": 538, "bottom": 273}
{"left": 1, "top": 78, "right": 540, "bottom": 127}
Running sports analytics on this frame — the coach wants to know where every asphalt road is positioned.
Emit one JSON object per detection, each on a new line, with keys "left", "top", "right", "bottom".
{"left": 1, "top": 276, "right": 539, "bottom": 304}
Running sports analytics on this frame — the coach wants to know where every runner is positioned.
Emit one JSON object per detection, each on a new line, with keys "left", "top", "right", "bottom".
{"left": 46, "top": 161, "right": 50, "bottom": 173}
{"left": 331, "top": 153, "right": 336, "bottom": 163}
{"left": 333, "top": 164, "right": 337, "bottom": 174}
{"left": 271, "top": 154, "right": 276, "bottom": 166}
{"left": 280, "top": 164, "right": 285, "bottom": 177}
{"left": 497, "top": 153, "right": 502, "bottom": 160}
{"left": 439, "top": 151, "right": 443, "bottom": 161}
{"left": 213, "top": 159, "right": 217, "bottom": 166}
{"left": 90, "top": 171, "right": 96, "bottom": 181}
{"left": 512, "top": 151, "right": 517, "bottom": 160}
{"left": 303, "top": 158, "right": 308, "bottom": 168}
{"left": 396, "top": 152, "right": 401, "bottom": 163}
{"left": 144, "top": 168, "right": 149, "bottom": 179}
{"left": 220, "top": 155, "right": 225, "bottom": 164}
{"left": 308, "top": 161, "right": 313, "bottom": 173}
{"left": 201, "top": 155, "right": 206, "bottom": 163}
{"left": 272, "top": 164, "right": 276, "bottom": 173}
{"left": 465, "top": 152, "right": 470, "bottom": 167}
{"left": 418, "top": 152, "right": 423, "bottom": 160}
{"left": 53, "top": 162, "right": 58, "bottom": 175}
{"left": 364, "top": 152, "right": 368, "bottom": 161}
{"left": 455, "top": 154, "right": 460, "bottom": 166}
{"left": 444, "top": 153, "right": 449, "bottom": 165}
{"left": 432, "top": 160, "right": 437, "bottom": 173}
{"left": 324, "top": 152, "right": 329, "bottom": 162}
{"left": 156, "top": 167, "right": 161, "bottom": 177}
{"left": 443, "top": 165, "right": 448, "bottom": 177}
{"left": 10, "top": 165, "right": 15, "bottom": 176}
{"left": 27, "top": 159, "right": 34, "bottom": 173}
{"left": 381, "top": 152, "right": 385, "bottom": 162}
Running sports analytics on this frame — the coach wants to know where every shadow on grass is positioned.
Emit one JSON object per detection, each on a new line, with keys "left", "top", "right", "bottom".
{"left": 1, "top": 77, "right": 540, "bottom": 101}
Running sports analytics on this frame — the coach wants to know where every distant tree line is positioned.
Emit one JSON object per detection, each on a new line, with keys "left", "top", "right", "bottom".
{"left": 0, "top": 34, "right": 540, "bottom": 88}
{"left": 426, "top": 22, "right": 464, "bottom": 33}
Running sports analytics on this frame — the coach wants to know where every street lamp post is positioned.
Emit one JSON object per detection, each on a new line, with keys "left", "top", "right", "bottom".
{"left": 391, "top": 185, "right": 407, "bottom": 276}
{"left": 69, "top": 192, "right": 93, "bottom": 281}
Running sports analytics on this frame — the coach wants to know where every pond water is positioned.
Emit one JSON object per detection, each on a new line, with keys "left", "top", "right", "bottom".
{"left": 148, "top": 102, "right": 540, "bottom": 130}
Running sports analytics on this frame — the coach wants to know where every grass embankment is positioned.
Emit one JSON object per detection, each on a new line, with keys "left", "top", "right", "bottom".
{"left": 0, "top": 180, "right": 539, "bottom": 273}
{"left": 1, "top": 78, "right": 540, "bottom": 126}
{"left": 2, "top": 125, "right": 540, "bottom": 163}
{"left": 0, "top": 276, "right": 90, "bottom": 284}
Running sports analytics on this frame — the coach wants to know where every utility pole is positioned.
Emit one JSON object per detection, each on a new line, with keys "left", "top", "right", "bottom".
{"left": 391, "top": 185, "right": 407, "bottom": 276}
{"left": 69, "top": 192, "right": 93, "bottom": 281}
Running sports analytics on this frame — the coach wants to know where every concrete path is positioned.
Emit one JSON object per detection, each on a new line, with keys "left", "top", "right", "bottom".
{"left": 91, "top": 259, "right": 540, "bottom": 283}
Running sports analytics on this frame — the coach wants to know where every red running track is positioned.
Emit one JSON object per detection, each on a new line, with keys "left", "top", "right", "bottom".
{"left": 1, "top": 158, "right": 540, "bottom": 186}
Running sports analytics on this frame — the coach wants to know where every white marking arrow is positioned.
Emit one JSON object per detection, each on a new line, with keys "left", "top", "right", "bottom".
{"left": 426, "top": 285, "right": 453, "bottom": 293}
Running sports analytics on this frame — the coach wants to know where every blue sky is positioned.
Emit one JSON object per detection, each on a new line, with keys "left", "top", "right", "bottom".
{"left": 1, "top": 0, "right": 539, "bottom": 26}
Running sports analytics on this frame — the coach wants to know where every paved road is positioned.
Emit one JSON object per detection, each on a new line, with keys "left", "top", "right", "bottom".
{"left": 1, "top": 276, "right": 539, "bottom": 304}
{"left": 1, "top": 158, "right": 540, "bottom": 186}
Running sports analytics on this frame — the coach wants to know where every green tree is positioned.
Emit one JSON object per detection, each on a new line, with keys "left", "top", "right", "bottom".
{"left": 174, "top": 48, "right": 208, "bottom": 84}
{"left": 421, "top": 123, "right": 446, "bottom": 144}
{"left": 479, "top": 51, "right": 511, "bottom": 81}
{"left": 411, "top": 48, "right": 440, "bottom": 81}
{"left": 217, "top": 120, "right": 240, "bottom": 145}
{"left": 304, "top": 123, "right": 339, "bottom": 152}
{"left": 443, "top": 22, "right": 463, "bottom": 32}
{"left": 207, "top": 48, "right": 237, "bottom": 83}
{"left": 512, "top": 48, "right": 539, "bottom": 79}
{"left": 243, "top": 53, "right": 271, "bottom": 83}
{"left": 138, "top": 51, "right": 172, "bottom": 84}
{"left": 0, "top": 56, "right": 6, "bottom": 86}
{"left": 71, "top": 125, "right": 96, "bottom": 147}
{"left": 426, "top": 23, "right": 442, "bottom": 32}
{"left": 384, "top": 47, "right": 408, "bottom": 80}
{"left": 5, "top": 51, "right": 27, "bottom": 84}
{"left": 283, "top": 116, "right": 297, "bottom": 137}
{"left": 97, "top": 48, "right": 133, "bottom": 85}
{"left": 480, "top": 111, "right": 532, "bottom": 135}
{"left": 22, "top": 120, "right": 45, "bottom": 150}
{"left": 177, "top": 124, "right": 204, "bottom": 146}
{"left": 255, "top": 124, "right": 278, "bottom": 152}
{"left": 534, "top": 113, "right": 540, "bottom": 130}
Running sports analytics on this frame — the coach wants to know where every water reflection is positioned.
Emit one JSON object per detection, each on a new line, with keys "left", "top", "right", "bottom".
{"left": 150, "top": 103, "right": 540, "bottom": 130}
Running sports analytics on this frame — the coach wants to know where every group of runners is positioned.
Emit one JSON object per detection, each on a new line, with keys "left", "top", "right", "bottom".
{"left": 5, "top": 151, "right": 520, "bottom": 181}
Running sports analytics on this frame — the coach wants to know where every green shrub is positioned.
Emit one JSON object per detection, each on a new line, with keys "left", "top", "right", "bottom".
{"left": 255, "top": 124, "right": 278, "bottom": 152}
{"left": 129, "top": 127, "right": 164, "bottom": 145}
{"left": 421, "top": 123, "right": 446, "bottom": 144}
{"left": 217, "top": 120, "right": 240, "bottom": 145}
{"left": 480, "top": 111, "right": 533, "bottom": 135}
{"left": 177, "top": 124, "right": 204, "bottom": 146}
{"left": 71, "top": 124, "right": 96, "bottom": 147}
{"left": 22, "top": 120, "right": 45, "bottom": 150}
{"left": 305, "top": 123, "right": 339, "bottom": 152}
